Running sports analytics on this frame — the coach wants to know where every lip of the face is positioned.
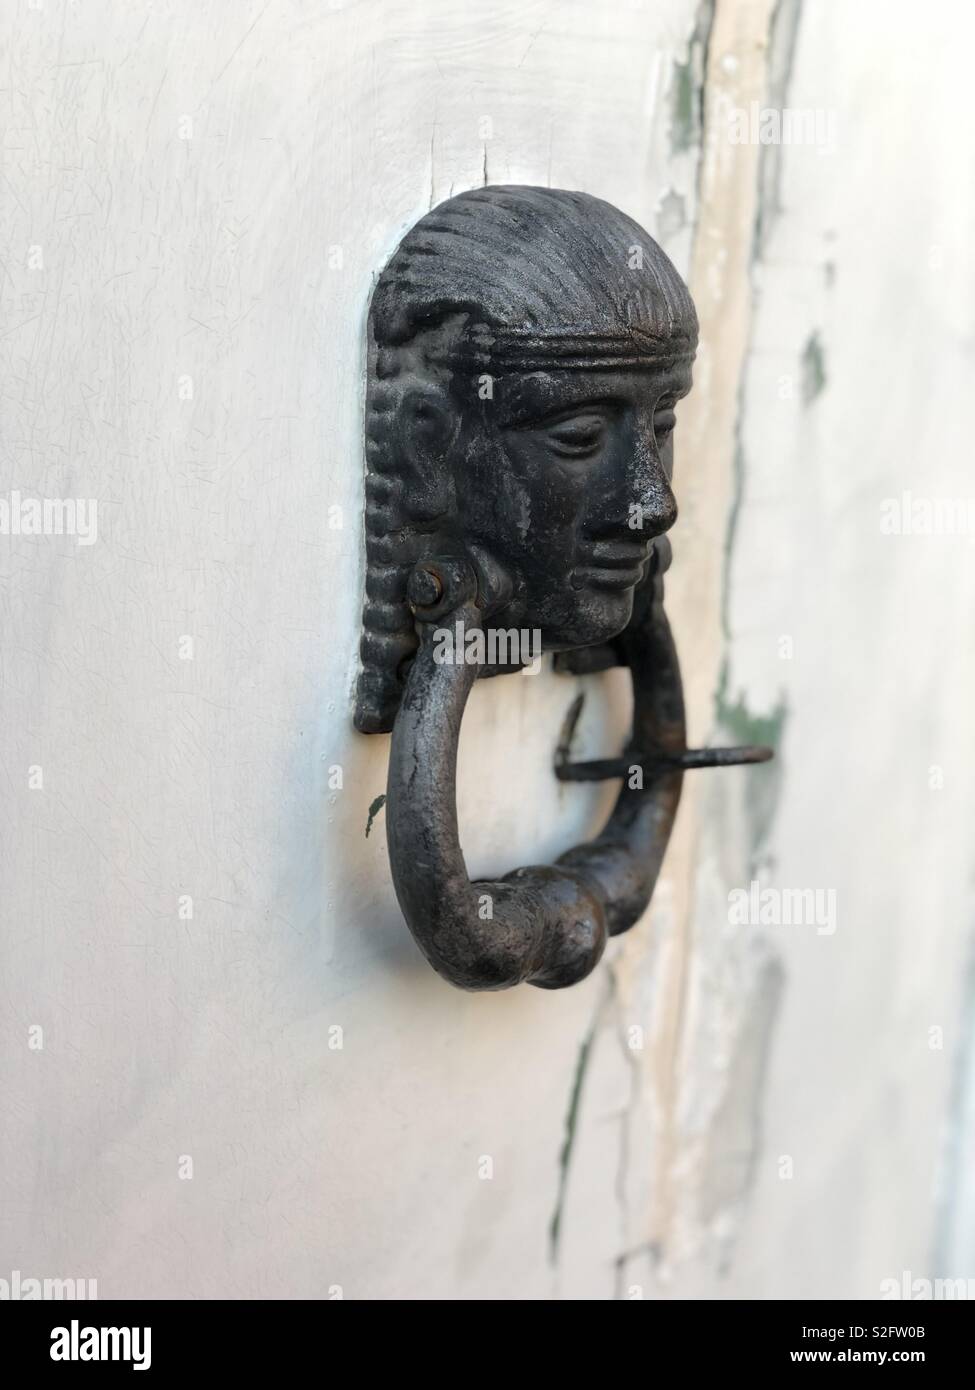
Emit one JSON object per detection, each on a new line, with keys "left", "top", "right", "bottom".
{"left": 572, "top": 537, "right": 651, "bottom": 590}
{"left": 572, "top": 564, "right": 644, "bottom": 592}
{"left": 580, "top": 538, "right": 652, "bottom": 567}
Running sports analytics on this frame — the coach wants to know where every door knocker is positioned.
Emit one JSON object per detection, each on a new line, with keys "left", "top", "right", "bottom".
{"left": 354, "top": 185, "right": 771, "bottom": 991}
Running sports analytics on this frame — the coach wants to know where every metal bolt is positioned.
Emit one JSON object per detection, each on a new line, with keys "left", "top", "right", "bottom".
{"left": 408, "top": 565, "right": 444, "bottom": 610}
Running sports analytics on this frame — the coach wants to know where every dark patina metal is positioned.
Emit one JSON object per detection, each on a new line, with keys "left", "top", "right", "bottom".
{"left": 354, "top": 185, "right": 772, "bottom": 992}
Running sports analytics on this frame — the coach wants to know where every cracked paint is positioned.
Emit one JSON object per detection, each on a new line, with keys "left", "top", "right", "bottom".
{"left": 699, "top": 955, "right": 785, "bottom": 1254}
{"left": 549, "top": 1015, "right": 599, "bottom": 1263}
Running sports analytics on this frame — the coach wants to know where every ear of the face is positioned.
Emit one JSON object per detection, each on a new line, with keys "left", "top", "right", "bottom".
{"left": 396, "top": 386, "right": 459, "bottom": 522}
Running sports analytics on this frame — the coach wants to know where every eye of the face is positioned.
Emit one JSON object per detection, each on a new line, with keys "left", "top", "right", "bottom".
{"left": 653, "top": 404, "right": 677, "bottom": 442}
{"left": 544, "top": 411, "right": 609, "bottom": 458}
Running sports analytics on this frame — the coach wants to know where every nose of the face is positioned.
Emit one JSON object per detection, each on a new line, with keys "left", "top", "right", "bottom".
{"left": 626, "top": 433, "right": 677, "bottom": 538}
{"left": 583, "top": 414, "right": 678, "bottom": 543}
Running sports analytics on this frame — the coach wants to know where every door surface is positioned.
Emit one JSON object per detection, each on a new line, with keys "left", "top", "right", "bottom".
{"left": 1, "top": 0, "right": 973, "bottom": 1301}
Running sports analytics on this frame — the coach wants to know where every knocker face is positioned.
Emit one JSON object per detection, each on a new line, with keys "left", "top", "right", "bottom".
{"left": 354, "top": 184, "right": 699, "bottom": 734}
{"left": 454, "top": 362, "right": 693, "bottom": 649}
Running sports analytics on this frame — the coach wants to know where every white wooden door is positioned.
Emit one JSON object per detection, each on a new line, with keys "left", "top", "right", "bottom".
{"left": 1, "top": 0, "right": 973, "bottom": 1300}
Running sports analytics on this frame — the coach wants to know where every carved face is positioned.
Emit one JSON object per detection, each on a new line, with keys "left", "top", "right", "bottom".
{"left": 355, "top": 184, "right": 699, "bottom": 733}
{"left": 453, "top": 362, "right": 693, "bottom": 648}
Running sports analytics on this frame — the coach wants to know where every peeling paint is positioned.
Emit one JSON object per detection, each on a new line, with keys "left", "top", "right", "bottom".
{"left": 716, "top": 660, "right": 788, "bottom": 871}
{"left": 670, "top": 0, "right": 715, "bottom": 157}
{"left": 722, "top": 0, "right": 804, "bottom": 645}
{"left": 365, "top": 793, "right": 386, "bottom": 838}
{"left": 670, "top": 60, "right": 697, "bottom": 154}
{"left": 660, "top": 0, "right": 795, "bottom": 1276}
{"left": 720, "top": 436, "right": 747, "bottom": 643}
{"left": 644, "top": 0, "right": 783, "bottom": 1266}
{"left": 801, "top": 330, "right": 827, "bottom": 405}
{"left": 754, "top": 0, "right": 805, "bottom": 259}
{"left": 715, "top": 659, "right": 787, "bottom": 752}
{"left": 657, "top": 188, "right": 688, "bottom": 243}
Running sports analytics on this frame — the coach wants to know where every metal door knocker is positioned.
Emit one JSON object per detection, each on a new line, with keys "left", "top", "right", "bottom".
{"left": 354, "top": 186, "right": 771, "bottom": 992}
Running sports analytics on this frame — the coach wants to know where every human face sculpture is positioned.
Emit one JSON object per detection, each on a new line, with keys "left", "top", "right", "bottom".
{"left": 355, "top": 184, "right": 699, "bottom": 734}
{"left": 453, "top": 360, "right": 693, "bottom": 649}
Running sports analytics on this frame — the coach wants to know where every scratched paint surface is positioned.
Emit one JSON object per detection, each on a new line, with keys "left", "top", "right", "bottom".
{"left": 0, "top": 0, "right": 972, "bottom": 1299}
